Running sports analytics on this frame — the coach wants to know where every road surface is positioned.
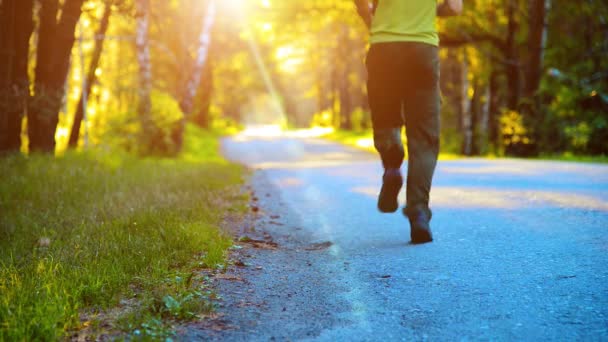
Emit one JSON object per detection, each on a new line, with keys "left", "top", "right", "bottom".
{"left": 183, "top": 129, "right": 608, "bottom": 341}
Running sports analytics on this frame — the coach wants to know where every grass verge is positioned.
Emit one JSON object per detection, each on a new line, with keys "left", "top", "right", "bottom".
{"left": 323, "top": 129, "right": 608, "bottom": 164}
{"left": 0, "top": 125, "right": 247, "bottom": 340}
{"left": 321, "top": 129, "right": 461, "bottom": 160}
{"left": 537, "top": 152, "right": 608, "bottom": 164}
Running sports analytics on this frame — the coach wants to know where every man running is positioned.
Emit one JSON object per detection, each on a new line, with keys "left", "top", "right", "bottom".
{"left": 355, "top": 0, "right": 462, "bottom": 243}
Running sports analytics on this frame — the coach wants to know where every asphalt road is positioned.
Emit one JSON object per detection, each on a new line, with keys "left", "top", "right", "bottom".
{"left": 183, "top": 129, "right": 608, "bottom": 341}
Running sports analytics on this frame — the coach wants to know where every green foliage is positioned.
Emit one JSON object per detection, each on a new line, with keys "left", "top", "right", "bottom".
{"left": 0, "top": 126, "right": 245, "bottom": 340}
{"left": 500, "top": 110, "right": 532, "bottom": 146}
{"left": 542, "top": 83, "right": 608, "bottom": 155}
{"left": 536, "top": 0, "right": 608, "bottom": 155}
{"left": 140, "top": 90, "right": 186, "bottom": 156}
{"left": 5, "top": 0, "right": 607, "bottom": 157}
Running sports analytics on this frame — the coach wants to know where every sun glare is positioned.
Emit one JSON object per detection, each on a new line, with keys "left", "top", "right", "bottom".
{"left": 218, "top": 0, "right": 248, "bottom": 16}
{"left": 275, "top": 45, "right": 304, "bottom": 74}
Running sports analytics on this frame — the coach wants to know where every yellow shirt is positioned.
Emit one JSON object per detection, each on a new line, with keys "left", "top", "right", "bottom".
{"left": 370, "top": 0, "right": 439, "bottom": 46}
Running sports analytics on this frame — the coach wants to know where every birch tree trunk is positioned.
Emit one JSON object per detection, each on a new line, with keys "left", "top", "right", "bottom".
{"left": 173, "top": 0, "right": 216, "bottom": 151}
{"left": 179, "top": 0, "right": 216, "bottom": 115}
{"left": 135, "top": 0, "right": 153, "bottom": 145}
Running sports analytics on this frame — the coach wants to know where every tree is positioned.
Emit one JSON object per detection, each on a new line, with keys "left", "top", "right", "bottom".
{"left": 28, "top": 0, "right": 86, "bottom": 153}
{"left": 0, "top": 0, "right": 34, "bottom": 154}
{"left": 173, "top": 0, "right": 216, "bottom": 150}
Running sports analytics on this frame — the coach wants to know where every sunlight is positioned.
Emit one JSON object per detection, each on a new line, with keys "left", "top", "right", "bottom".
{"left": 219, "top": 0, "right": 244, "bottom": 10}
{"left": 242, "top": 124, "right": 283, "bottom": 137}
{"left": 355, "top": 138, "right": 374, "bottom": 149}
{"left": 275, "top": 45, "right": 304, "bottom": 74}
{"left": 261, "top": 22, "right": 272, "bottom": 32}
{"left": 275, "top": 46, "right": 293, "bottom": 60}
{"left": 55, "top": 127, "right": 69, "bottom": 151}
{"left": 217, "top": 0, "right": 249, "bottom": 18}
{"left": 289, "top": 126, "right": 335, "bottom": 138}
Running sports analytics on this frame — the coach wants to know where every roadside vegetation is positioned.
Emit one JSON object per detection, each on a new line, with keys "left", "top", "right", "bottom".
{"left": 323, "top": 129, "right": 607, "bottom": 164}
{"left": 0, "top": 125, "right": 246, "bottom": 340}
{"left": 322, "top": 129, "right": 463, "bottom": 161}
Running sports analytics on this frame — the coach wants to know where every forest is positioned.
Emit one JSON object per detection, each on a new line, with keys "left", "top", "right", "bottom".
{"left": 0, "top": 0, "right": 606, "bottom": 158}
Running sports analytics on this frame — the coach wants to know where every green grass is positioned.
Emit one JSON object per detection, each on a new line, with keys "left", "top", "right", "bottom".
{"left": 0, "top": 125, "right": 246, "bottom": 340}
{"left": 321, "top": 129, "right": 461, "bottom": 160}
{"left": 322, "top": 129, "right": 608, "bottom": 163}
{"left": 537, "top": 152, "right": 608, "bottom": 164}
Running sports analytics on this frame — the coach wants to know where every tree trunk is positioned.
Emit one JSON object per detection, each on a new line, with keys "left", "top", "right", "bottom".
{"left": 179, "top": 0, "right": 215, "bottom": 115}
{"left": 337, "top": 25, "right": 352, "bottom": 130}
{"left": 339, "top": 76, "right": 352, "bottom": 130}
{"left": 524, "top": 0, "right": 548, "bottom": 100}
{"left": 29, "top": 0, "right": 85, "bottom": 153}
{"left": 522, "top": 0, "right": 550, "bottom": 151}
{"left": 470, "top": 79, "right": 482, "bottom": 155}
{"left": 68, "top": 3, "right": 112, "bottom": 148}
{"left": 0, "top": 0, "right": 34, "bottom": 154}
{"left": 461, "top": 49, "right": 473, "bottom": 156}
{"left": 173, "top": 0, "right": 216, "bottom": 151}
{"left": 488, "top": 69, "right": 501, "bottom": 153}
{"left": 192, "top": 63, "right": 213, "bottom": 129}
{"left": 135, "top": 0, "right": 153, "bottom": 146}
{"left": 505, "top": 0, "right": 521, "bottom": 111}
{"left": 439, "top": 47, "right": 462, "bottom": 138}
{"left": 330, "top": 54, "right": 340, "bottom": 129}
{"left": 313, "top": 35, "right": 325, "bottom": 119}
{"left": 0, "top": 0, "right": 14, "bottom": 152}
{"left": 479, "top": 81, "right": 491, "bottom": 154}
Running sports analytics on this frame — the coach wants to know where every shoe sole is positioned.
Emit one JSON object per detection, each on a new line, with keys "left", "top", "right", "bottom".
{"left": 377, "top": 176, "right": 402, "bottom": 213}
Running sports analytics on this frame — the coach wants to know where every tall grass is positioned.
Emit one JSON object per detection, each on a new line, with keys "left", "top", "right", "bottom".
{"left": 0, "top": 126, "right": 245, "bottom": 340}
